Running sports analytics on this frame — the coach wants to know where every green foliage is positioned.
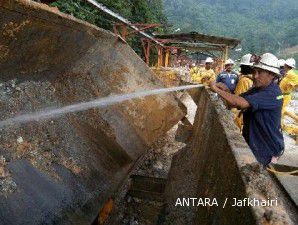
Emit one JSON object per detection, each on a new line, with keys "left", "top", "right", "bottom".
{"left": 50, "top": 0, "right": 167, "bottom": 63}
{"left": 50, "top": 0, "right": 132, "bottom": 30}
{"left": 163, "top": 0, "right": 298, "bottom": 58}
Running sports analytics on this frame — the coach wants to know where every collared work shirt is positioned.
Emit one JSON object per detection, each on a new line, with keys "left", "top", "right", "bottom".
{"left": 279, "top": 69, "right": 298, "bottom": 94}
{"left": 199, "top": 68, "right": 216, "bottom": 84}
{"left": 216, "top": 71, "right": 239, "bottom": 93}
{"left": 234, "top": 74, "right": 253, "bottom": 95}
{"left": 241, "top": 82, "right": 284, "bottom": 166}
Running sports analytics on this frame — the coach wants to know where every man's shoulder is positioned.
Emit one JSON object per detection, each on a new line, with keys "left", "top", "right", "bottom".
{"left": 288, "top": 69, "right": 297, "bottom": 75}
{"left": 205, "top": 68, "right": 215, "bottom": 74}
{"left": 267, "top": 82, "right": 282, "bottom": 93}
{"left": 209, "top": 69, "right": 216, "bottom": 74}
{"left": 218, "top": 71, "right": 227, "bottom": 76}
{"left": 286, "top": 69, "right": 298, "bottom": 79}
{"left": 231, "top": 71, "right": 239, "bottom": 76}
{"left": 242, "top": 83, "right": 281, "bottom": 96}
{"left": 240, "top": 87, "right": 257, "bottom": 96}
{"left": 219, "top": 71, "right": 238, "bottom": 76}
{"left": 239, "top": 74, "right": 253, "bottom": 81}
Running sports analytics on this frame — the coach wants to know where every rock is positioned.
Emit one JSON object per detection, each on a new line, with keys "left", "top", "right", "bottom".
{"left": 133, "top": 197, "right": 141, "bottom": 203}
{"left": 17, "top": 136, "right": 24, "bottom": 143}
{"left": 153, "top": 161, "right": 163, "bottom": 170}
{"left": 0, "top": 178, "right": 17, "bottom": 195}
{"left": 264, "top": 209, "right": 273, "bottom": 221}
{"left": 127, "top": 196, "right": 132, "bottom": 203}
{"left": 129, "top": 218, "right": 139, "bottom": 225}
{"left": 0, "top": 167, "right": 9, "bottom": 178}
{"left": 0, "top": 156, "right": 9, "bottom": 178}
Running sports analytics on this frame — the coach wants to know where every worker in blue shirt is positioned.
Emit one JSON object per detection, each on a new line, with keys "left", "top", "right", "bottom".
{"left": 216, "top": 59, "right": 239, "bottom": 93}
{"left": 209, "top": 53, "right": 284, "bottom": 167}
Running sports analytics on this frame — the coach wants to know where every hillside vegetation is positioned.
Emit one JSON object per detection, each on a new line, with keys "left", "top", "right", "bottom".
{"left": 163, "top": 0, "right": 298, "bottom": 60}
{"left": 50, "top": 0, "right": 166, "bottom": 62}
{"left": 47, "top": 0, "right": 297, "bottom": 62}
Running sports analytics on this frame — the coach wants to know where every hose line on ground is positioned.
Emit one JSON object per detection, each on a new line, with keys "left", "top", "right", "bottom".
{"left": 266, "top": 165, "right": 298, "bottom": 176}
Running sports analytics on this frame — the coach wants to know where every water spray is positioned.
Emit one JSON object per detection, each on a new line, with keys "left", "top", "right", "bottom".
{"left": 0, "top": 84, "right": 203, "bottom": 128}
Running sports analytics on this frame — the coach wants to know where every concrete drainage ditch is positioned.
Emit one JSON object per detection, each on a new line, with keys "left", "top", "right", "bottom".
{"left": 100, "top": 89, "right": 298, "bottom": 225}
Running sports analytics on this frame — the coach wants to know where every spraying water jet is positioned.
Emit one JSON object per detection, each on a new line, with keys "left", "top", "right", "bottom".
{"left": 0, "top": 84, "right": 202, "bottom": 128}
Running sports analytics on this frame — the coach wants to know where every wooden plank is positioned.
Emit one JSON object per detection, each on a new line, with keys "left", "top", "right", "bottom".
{"left": 155, "top": 32, "right": 240, "bottom": 47}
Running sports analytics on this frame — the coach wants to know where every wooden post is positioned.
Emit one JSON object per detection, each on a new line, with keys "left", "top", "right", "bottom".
{"left": 157, "top": 47, "right": 160, "bottom": 68}
{"left": 221, "top": 45, "right": 229, "bottom": 71}
{"left": 113, "top": 23, "right": 127, "bottom": 40}
{"left": 157, "top": 47, "right": 164, "bottom": 68}
{"left": 113, "top": 24, "right": 118, "bottom": 35}
{"left": 141, "top": 39, "right": 151, "bottom": 65}
{"left": 223, "top": 45, "right": 229, "bottom": 62}
{"left": 165, "top": 49, "right": 170, "bottom": 67}
{"left": 121, "top": 23, "right": 127, "bottom": 40}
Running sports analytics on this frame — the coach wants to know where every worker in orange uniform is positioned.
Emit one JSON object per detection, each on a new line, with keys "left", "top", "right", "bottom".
{"left": 234, "top": 54, "right": 254, "bottom": 130}
{"left": 279, "top": 58, "right": 298, "bottom": 126}
{"left": 200, "top": 57, "right": 216, "bottom": 85}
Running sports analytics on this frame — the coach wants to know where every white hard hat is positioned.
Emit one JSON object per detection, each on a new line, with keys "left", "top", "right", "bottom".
{"left": 285, "top": 58, "right": 296, "bottom": 68}
{"left": 278, "top": 59, "right": 286, "bottom": 67}
{"left": 205, "top": 57, "right": 214, "bottom": 63}
{"left": 225, "top": 58, "right": 235, "bottom": 65}
{"left": 240, "top": 54, "right": 253, "bottom": 66}
{"left": 191, "top": 63, "right": 196, "bottom": 66}
{"left": 253, "top": 53, "right": 280, "bottom": 75}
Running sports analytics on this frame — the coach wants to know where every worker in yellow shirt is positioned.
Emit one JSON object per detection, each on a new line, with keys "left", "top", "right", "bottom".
{"left": 193, "top": 57, "right": 216, "bottom": 84}
{"left": 234, "top": 54, "right": 254, "bottom": 130}
{"left": 279, "top": 58, "right": 298, "bottom": 125}
{"left": 190, "top": 63, "right": 199, "bottom": 80}
{"left": 235, "top": 54, "right": 254, "bottom": 95}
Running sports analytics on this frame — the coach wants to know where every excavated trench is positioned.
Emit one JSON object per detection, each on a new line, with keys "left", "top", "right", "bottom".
{"left": 0, "top": 1, "right": 298, "bottom": 225}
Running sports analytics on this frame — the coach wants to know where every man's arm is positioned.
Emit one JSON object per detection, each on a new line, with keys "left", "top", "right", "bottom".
{"left": 209, "top": 82, "right": 250, "bottom": 109}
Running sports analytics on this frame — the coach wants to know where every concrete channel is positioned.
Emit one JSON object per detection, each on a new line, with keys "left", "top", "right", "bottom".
{"left": 0, "top": 1, "right": 297, "bottom": 225}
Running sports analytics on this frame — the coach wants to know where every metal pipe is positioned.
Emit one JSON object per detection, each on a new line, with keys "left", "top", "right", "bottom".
{"left": 85, "top": 0, "right": 164, "bottom": 47}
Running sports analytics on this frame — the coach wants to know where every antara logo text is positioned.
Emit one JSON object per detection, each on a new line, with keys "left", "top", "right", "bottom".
{"left": 175, "top": 198, "right": 218, "bottom": 207}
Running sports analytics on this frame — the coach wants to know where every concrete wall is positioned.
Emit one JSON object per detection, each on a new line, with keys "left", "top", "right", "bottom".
{"left": 0, "top": 1, "right": 184, "bottom": 224}
{"left": 164, "top": 88, "right": 298, "bottom": 225}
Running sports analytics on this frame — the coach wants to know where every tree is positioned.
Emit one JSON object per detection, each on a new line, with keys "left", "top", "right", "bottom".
{"left": 50, "top": 0, "right": 167, "bottom": 63}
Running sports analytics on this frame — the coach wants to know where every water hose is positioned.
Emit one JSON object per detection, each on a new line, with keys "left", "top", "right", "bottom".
{"left": 266, "top": 165, "right": 298, "bottom": 176}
